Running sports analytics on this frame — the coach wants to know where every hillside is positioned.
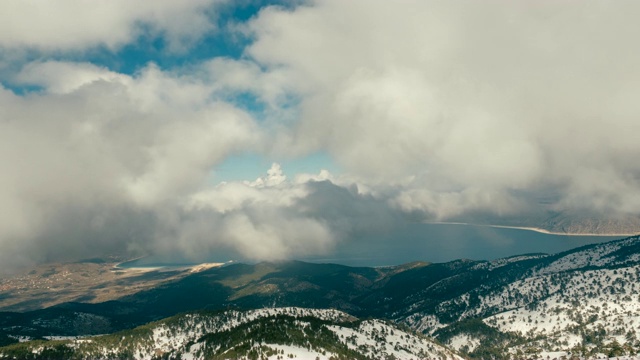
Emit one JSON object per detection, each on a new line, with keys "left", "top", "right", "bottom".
{"left": 0, "top": 307, "right": 462, "bottom": 360}
{"left": 538, "top": 212, "right": 640, "bottom": 235}
{"left": 448, "top": 209, "right": 640, "bottom": 235}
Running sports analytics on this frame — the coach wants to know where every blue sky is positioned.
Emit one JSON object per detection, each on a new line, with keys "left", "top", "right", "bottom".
{"left": 214, "top": 152, "right": 339, "bottom": 183}
{"left": 4, "top": 1, "right": 288, "bottom": 77}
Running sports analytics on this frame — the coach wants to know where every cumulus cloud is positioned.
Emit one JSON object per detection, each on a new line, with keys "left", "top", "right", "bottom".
{"left": 245, "top": 0, "right": 640, "bottom": 217}
{"left": 175, "top": 171, "right": 333, "bottom": 261}
{"left": 0, "top": 0, "right": 221, "bottom": 52}
{"left": 146, "top": 165, "right": 400, "bottom": 263}
{"left": 0, "top": 59, "right": 397, "bottom": 271}
{"left": 0, "top": 60, "right": 262, "bottom": 270}
{"left": 244, "top": 163, "right": 288, "bottom": 187}
{"left": 16, "top": 61, "right": 129, "bottom": 94}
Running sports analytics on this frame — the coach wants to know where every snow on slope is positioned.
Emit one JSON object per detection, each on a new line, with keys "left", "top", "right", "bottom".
{"left": 402, "top": 236, "right": 640, "bottom": 337}
{"left": 2, "top": 307, "right": 462, "bottom": 360}
{"left": 536, "top": 236, "right": 640, "bottom": 275}
{"left": 155, "top": 307, "right": 461, "bottom": 360}
{"left": 447, "top": 334, "right": 480, "bottom": 353}
{"left": 484, "top": 265, "right": 640, "bottom": 356}
{"left": 327, "top": 318, "right": 461, "bottom": 359}
{"left": 147, "top": 307, "right": 356, "bottom": 355}
{"left": 473, "top": 254, "right": 549, "bottom": 272}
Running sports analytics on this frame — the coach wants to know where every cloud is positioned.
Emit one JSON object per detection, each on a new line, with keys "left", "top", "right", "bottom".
{"left": 175, "top": 174, "right": 334, "bottom": 261}
{"left": 2, "top": 1, "right": 640, "bottom": 272}
{"left": 16, "top": 61, "right": 129, "bottom": 94}
{"left": 0, "top": 60, "right": 261, "bottom": 270}
{"left": 244, "top": 163, "right": 287, "bottom": 187}
{"left": 149, "top": 165, "right": 402, "bottom": 263}
{"left": 0, "top": 0, "right": 221, "bottom": 52}
{"left": 245, "top": 0, "right": 640, "bottom": 216}
{"left": 0, "top": 59, "right": 396, "bottom": 271}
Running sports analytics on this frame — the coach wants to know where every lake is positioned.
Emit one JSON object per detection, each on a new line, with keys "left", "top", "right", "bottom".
{"left": 301, "top": 223, "right": 622, "bottom": 267}
{"left": 121, "top": 223, "right": 624, "bottom": 268}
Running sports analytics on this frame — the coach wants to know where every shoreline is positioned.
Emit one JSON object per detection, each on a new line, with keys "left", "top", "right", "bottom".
{"left": 424, "top": 222, "right": 637, "bottom": 237}
{"left": 114, "top": 258, "right": 226, "bottom": 273}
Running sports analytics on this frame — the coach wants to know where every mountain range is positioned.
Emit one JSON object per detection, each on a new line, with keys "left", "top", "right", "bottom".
{"left": 2, "top": 235, "right": 640, "bottom": 359}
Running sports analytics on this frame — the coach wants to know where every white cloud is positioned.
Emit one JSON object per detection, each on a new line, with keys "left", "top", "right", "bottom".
{"left": 245, "top": 0, "right": 640, "bottom": 216}
{"left": 176, "top": 171, "right": 338, "bottom": 261}
{"left": 16, "top": 61, "right": 128, "bottom": 94}
{"left": 0, "top": 61, "right": 261, "bottom": 270}
{"left": 244, "top": 163, "right": 287, "bottom": 188}
{"left": 0, "top": 59, "right": 393, "bottom": 270}
{"left": 0, "top": 0, "right": 221, "bottom": 52}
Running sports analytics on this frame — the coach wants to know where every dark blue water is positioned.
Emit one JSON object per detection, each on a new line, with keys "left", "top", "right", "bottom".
{"left": 301, "top": 223, "right": 621, "bottom": 267}
{"left": 120, "top": 223, "right": 623, "bottom": 268}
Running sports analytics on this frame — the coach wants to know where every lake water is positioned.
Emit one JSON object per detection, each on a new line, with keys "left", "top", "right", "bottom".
{"left": 300, "top": 223, "right": 622, "bottom": 267}
{"left": 121, "top": 223, "right": 624, "bottom": 268}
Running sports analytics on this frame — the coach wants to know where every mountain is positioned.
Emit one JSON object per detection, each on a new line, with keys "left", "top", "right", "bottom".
{"left": 2, "top": 235, "right": 640, "bottom": 358}
{"left": 0, "top": 307, "right": 462, "bottom": 360}
{"left": 538, "top": 211, "right": 640, "bottom": 235}
{"left": 449, "top": 207, "right": 640, "bottom": 235}
{"left": 400, "top": 235, "right": 639, "bottom": 358}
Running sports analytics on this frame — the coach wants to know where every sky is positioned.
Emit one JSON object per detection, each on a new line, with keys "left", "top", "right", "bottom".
{"left": 1, "top": 0, "right": 640, "bottom": 272}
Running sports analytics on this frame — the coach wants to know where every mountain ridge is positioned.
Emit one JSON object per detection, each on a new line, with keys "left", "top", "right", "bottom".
{"left": 2, "top": 235, "right": 640, "bottom": 358}
{"left": 0, "top": 307, "right": 464, "bottom": 360}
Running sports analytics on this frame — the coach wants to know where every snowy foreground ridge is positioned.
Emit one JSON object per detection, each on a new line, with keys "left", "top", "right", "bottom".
{"left": 0, "top": 307, "right": 463, "bottom": 360}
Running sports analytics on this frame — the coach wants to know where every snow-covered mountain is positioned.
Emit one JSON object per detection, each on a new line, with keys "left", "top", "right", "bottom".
{"left": 410, "top": 236, "right": 640, "bottom": 358}
{"left": 0, "top": 307, "right": 463, "bottom": 360}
